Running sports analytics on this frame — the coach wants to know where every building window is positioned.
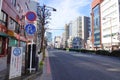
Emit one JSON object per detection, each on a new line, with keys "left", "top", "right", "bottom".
{"left": 16, "top": 4, "right": 21, "bottom": 13}
{"left": 25, "top": 2, "right": 29, "bottom": 10}
{"left": 0, "top": 11, "right": 7, "bottom": 26}
{"left": 8, "top": 18, "right": 16, "bottom": 30}
{"left": 11, "top": 0, "right": 16, "bottom": 7}
{"left": 15, "top": 23, "right": 20, "bottom": 34}
{"left": 8, "top": 18, "right": 20, "bottom": 33}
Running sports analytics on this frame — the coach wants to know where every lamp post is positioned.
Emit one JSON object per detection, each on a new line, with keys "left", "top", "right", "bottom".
{"left": 37, "top": 5, "right": 56, "bottom": 59}
{"left": 103, "top": 17, "right": 112, "bottom": 51}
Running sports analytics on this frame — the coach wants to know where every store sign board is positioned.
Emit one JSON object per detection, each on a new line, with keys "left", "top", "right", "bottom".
{"left": 7, "top": 30, "right": 14, "bottom": 36}
{"left": 9, "top": 47, "right": 23, "bottom": 79}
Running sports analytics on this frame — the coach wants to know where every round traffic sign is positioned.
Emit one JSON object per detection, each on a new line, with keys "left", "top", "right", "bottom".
{"left": 26, "top": 11, "right": 37, "bottom": 21}
{"left": 13, "top": 48, "right": 21, "bottom": 56}
{"left": 25, "top": 24, "right": 36, "bottom": 35}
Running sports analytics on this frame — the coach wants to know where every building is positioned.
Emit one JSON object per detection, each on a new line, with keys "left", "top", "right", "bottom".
{"left": 61, "top": 32, "right": 66, "bottom": 48}
{"left": 0, "top": 0, "right": 30, "bottom": 73}
{"left": 54, "top": 36, "right": 62, "bottom": 48}
{"left": 91, "top": 0, "right": 103, "bottom": 50}
{"left": 64, "top": 24, "right": 69, "bottom": 47}
{"left": 45, "top": 31, "right": 52, "bottom": 45}
{"left": 68, "top": 16, "right": 90, "bottom": 49}
{"left": 101, "top": 0, "right": 120, "bottom": 50}
{"left": 91, "top": 0, "right": 120, "bottom": 50}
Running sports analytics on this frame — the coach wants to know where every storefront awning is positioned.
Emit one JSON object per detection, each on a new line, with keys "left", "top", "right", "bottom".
{"left": 0, "top": 32, "right": 9, "bottom": 37}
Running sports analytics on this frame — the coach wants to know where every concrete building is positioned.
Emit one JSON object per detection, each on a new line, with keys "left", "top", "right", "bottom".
{"left": 0, "top": 0, "right": 30, "bottom": 74}
{"left": 68, "top": 16, "right": 90, "bottom": 49}
{"left": 54, "top": 36, "right": 62, "bottom": 48}
{"left": 101, "top": 0, "right": 120, "bottom": 50}
{"left": 61, "top": 32, "right": 66, "bottom": 48}
{"left": 64, "top": 24, "right": 69, "bottom": 48}
{"left": 91, "top": 0, "right": 120, "bottom": 50}
{"left": 46, "top": 32, "right": 52, "bottom": 42}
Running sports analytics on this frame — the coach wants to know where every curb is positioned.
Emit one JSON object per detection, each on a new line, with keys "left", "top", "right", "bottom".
{"left": 23, "top": 71, "right": 42, "bottom": 80}
{"left": 8, "top": 70, "right": 43, "bottom": 80}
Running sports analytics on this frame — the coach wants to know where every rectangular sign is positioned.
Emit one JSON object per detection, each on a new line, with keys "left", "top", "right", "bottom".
{"left": 9, "top": 47, "right": 23, "bottom": 79}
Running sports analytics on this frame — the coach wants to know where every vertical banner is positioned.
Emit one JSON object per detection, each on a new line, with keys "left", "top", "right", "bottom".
{"left": 0, "top": 0, "right": 3, "bottom": 14}
{"left": 9, "top": 47, "right": 23, "bottom": 79}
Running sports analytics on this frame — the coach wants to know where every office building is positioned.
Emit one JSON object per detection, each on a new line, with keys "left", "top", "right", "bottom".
{"left": 101, "top": 0, "right": 120, "bottom": 50}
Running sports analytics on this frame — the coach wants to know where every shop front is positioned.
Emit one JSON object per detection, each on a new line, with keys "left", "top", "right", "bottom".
{"left": 0, "top": 24, "right": 8, "bottom": 57}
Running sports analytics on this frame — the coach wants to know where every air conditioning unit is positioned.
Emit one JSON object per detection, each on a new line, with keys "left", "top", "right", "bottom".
{"left": 8, "top": 19, "right": 16, "bottom": 31}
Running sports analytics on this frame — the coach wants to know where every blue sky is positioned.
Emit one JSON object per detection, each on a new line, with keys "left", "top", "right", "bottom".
{"left": 38, "top": 0, "right": 92, "bottom": 39}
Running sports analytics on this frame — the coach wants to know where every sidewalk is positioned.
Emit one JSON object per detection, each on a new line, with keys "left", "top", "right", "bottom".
{"left": 0, "top": 56, "right": 42, "bottom": 80}
{"left": 35, "top": 49, "right": 52, "bottom": 80}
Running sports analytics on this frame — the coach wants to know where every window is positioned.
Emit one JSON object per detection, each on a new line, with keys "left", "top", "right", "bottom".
{"left": 15, "top": 23, "right": 20, "bottom": 34}
{"left": 8, "top": 18, "right": 16, "bottom": 30}
{"left": 16, "top": 4, "right": 21, "bottom": 13}
{"left": 25, "top": 2, "right": 29, "bottom": 10}
{"left": 0, "top": 11, "right": 7, "bottom": 26}
{"left": 11, "top": 0, "right": 16, "bottom": 7}
{"left": 8, "top": 18, "right": 20, "bottom": 33}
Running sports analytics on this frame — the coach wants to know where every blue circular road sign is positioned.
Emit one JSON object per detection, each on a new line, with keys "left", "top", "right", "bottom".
{"left": 13, "top": 48, "right": 21, "bottom": 56}
{"left": 25, "top": 24, "right": 36, "bottom": 35}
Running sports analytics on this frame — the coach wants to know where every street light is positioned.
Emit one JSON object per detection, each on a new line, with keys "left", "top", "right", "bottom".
{"left": 103, "top": 17, "right": 113, "bottom": 51}
{"left": 37, "top": 5, "right": 56, "bottom": 58}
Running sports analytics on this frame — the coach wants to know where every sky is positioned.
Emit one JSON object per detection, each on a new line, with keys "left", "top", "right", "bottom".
{"left": 38, "top": 0, "right": 92, "bottom": 39}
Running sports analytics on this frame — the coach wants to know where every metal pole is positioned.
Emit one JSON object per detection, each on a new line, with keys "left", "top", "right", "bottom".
{"left": 110, "top": 18, "right": 112, "bottom": 51}
{"left": 30, "top": 40, "right": 33, "bottom": 73}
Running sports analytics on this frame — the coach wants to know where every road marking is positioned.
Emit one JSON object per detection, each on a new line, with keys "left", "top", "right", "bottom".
{"left": 106, "top": 68, "right": 120, "bottom": 72}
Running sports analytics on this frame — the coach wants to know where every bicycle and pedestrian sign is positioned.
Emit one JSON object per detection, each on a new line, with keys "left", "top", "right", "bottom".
{"left": 9, "top": 47, "right": 23, "bottom": 79}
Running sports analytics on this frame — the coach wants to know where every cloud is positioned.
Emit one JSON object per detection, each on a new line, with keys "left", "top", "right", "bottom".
{"left": 46, "top": 0, "right": 91, "bottom": 29}
{"left": 40, "top": 0, "right": 92, "bottom": 37}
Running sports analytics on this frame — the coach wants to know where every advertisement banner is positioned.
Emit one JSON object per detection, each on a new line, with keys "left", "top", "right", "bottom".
{"left": 9, "top": 47, "right": 23, "bottom": 79}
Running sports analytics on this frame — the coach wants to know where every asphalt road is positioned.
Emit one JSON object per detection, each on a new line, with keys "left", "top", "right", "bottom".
{"left": 48, "top": 49, "right": 120, "bottom": 80}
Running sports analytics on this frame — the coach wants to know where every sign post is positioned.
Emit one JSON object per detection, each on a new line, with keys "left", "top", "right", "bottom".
{"left": 25, "top": 11, "right": 37, "bottom": 73}
{"left": 9, "top": 47, "right": 23, "bottom": 79}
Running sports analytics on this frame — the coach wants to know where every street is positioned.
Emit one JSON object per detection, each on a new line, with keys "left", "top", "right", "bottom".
{"left": 47, "top": 49, "right": 120, "bottom": 80}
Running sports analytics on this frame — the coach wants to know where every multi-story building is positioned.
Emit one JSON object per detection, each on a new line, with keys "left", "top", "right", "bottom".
{"left": 0, "top": 0, "right": 30, "bottom": 73}
{"left": 91, "top": 0, "right": 120, "bottom": 50}
{"left": 46, "top": 31, "right": 52, "bottom": 43}
{"left": 64, "top": 24, "right": 69, "bottom": 47}
{"left": 61, "top": 32, "right": 66, "bottom": 48}
{"left": 68, "top": 16, "right": 90, "bottom": 49}
{"left": 91, "top": 0, "right": 103, "bottom": 50}
{"left": 54, "top": 36, "right": 62, "bottom": 48}
{"left": 101, "top": 0, "right": 120, "bottom": 50}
